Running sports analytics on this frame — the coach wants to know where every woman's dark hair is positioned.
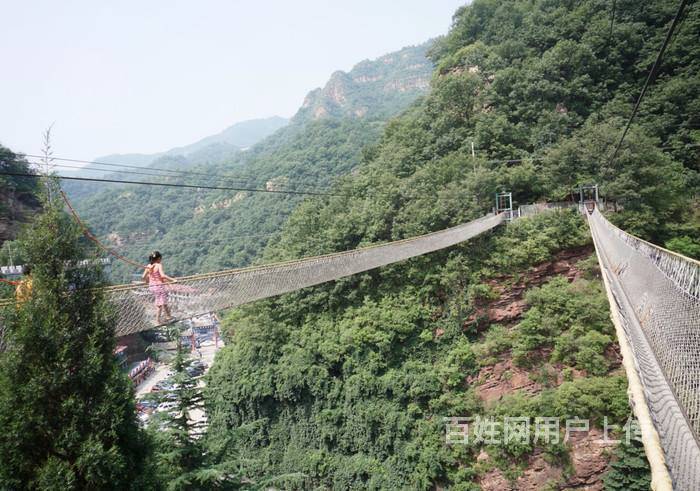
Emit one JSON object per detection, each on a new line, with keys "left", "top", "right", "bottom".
{"left": 148, "top": 251, "right": 162, "bottom": 264}
{"left": 22, "top": 264, "right": 32, "bottom": 275}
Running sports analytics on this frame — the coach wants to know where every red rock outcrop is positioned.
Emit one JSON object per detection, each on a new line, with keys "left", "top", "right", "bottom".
{"left": 467, "top": 245, "right": 617, "bottom": 490}
{"left": 470, "top": 356, "right": 543, "bottom": 405}
{"left": 466, "top": 246, "right": 593, "bottom": 329}
{"left": 476, "top": 429, "right": 615, "bottom": 490}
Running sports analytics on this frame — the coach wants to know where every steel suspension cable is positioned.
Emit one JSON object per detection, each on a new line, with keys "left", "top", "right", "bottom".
{"left": 59, "top": 190, "right": 145, "bottom": 269}
{"left": 0, "top": 170, "right": 349, "bottom": 197}
{"left": 22, "top": 154, "right": 332, "bottom": 194}
{"left": 606, "top": 0, "right": 692, "bottom": 166}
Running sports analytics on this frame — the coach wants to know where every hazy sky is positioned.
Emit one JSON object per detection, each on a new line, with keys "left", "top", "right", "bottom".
{"left": 1, "top": 1, "right": 466, "bottom": 160}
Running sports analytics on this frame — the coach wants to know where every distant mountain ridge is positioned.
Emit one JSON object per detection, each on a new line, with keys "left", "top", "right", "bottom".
{"left": 95, "top": 116, "right": 288, "bottom": 168}
{"left": 294, "top": 42, "right": 433, "bottom": 122}
{"left": 88, "top": 39, "right": 435, "bottom": 171}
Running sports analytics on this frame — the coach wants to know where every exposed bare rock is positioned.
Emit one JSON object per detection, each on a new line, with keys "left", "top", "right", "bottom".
{"left": 516, "top": 450, "right": 564, "bottom": 490}
{"left": 354, "top": 75, "right": 382, "bottom": 83}
{"left": 210, "top": 198, "right": 233, "bottom": 210}
{"left": 470, "top": 356, "right": 542, "bottom": 404}
{"left": 104, "top": 231, "right": 149, "bottom": 246}
{"left": 106, "top": 232, "right": 125, "bottom": 247}
{"left": 563, "top": 429, "right": 616, "bottom": 490}
{"left": 603, "top": 343, "right": 622, "bottom": 371}
{"left": 265, "top": 177, "right": 289, "bottom": 192}
{"left": 487, "top": 298, "right": 529, "bottom": 324}
{"left": 324, "top": 72, "right": 349, "bottom": 105}
{"left": 478, "top": 467, "right": 513, "bottom": 491}
{"left": 0, "top": 188, "right": 41, "bottom": 246}
{"left": 465, "top": 245, "right": 617, "bottom": 489}
{"left": 465, "top": 246, "right": 593, "bottom": 329}
{"left": 294, "top": 42, "right": 433, "bottom": 122}
{"left": 383, "top": 76, "right": 431, "bottom": 92}
{"left": 314, "top": 106, "right": 328, "bottom": 119}
{"left": 354, "top": 107, "right": 368, "bottom": 117}
{"left": 555, "top": 366, "right": 587, "bottom": 385}
{"left": 476, "top": 431, "right": 614, "bottom": 491}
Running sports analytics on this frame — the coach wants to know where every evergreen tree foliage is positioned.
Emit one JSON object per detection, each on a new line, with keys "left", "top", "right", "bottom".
{"left": 2, "top": 0, "right": 694, "bottom": 487}
{"left": 0, "top": 183, "right": 150, "bottom": 490}
{"left": 0, "top": 146, "right": 41, "bottom": 278}
{"left": 0, "top": 145, "right": 40, "bottom": 200}
{"left": 603, "top": 439, "right": 652, "bottom": 491}
{"left": 148, "top": 328, "right": 239, "bottom": 490}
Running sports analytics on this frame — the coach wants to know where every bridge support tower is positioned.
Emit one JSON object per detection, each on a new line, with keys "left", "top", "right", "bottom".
{"left": 578, "top": 184, "right": 600, "bottom": 213}
{"left": 495, "top": 191, "right": 518, "bottom": 221}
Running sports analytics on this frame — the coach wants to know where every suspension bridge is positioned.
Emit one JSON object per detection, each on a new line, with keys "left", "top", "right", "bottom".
{"left": 588, "top": 207, "right": 699, "bottom": 491}
{"left": 0, "top": 203, "right": 698, "bottom": 489}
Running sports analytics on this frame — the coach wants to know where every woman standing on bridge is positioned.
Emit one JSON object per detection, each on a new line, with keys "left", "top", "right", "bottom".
{"left": 142, "top": 251, "right": 177, "bottom": 325}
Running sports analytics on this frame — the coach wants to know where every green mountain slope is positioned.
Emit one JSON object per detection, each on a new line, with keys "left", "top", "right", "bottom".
{"left": 74, "top": 42, "right": 434, "bottom": 282}
{"left": 202, "top": 0, "right": 697, "bottom": 488}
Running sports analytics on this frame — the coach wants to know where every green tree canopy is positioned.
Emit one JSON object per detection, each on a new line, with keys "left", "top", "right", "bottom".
{"left": 0, "top": 185, "right": 150, "bottom": 490}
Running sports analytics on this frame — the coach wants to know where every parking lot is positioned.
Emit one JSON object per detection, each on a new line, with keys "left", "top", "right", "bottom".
{"left": 135, "top": 322, "right": 224, "bottom": 428}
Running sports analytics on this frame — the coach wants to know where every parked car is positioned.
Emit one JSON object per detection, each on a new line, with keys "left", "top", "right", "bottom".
{"left": 186, "top": 366, "right": 205, "bottom": 377}
{"left": 137, "top": 399, "right": 159, "bottom": 412}
{"left": 151, "top": 380, "right": 176, "bottom": 392}
{"left": 141, "top": 329, "right": 170, "bottom": 343}
{"left": 181, "top": 338, "right": 201, "bottom": 349}
{"left": 162, "top": 392, "right": 178, "bottom": 401}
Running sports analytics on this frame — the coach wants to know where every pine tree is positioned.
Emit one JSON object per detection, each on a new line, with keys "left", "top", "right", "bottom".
{"left": 147, "top": 326, "right": 239, "bottom": 490}
{"left": 603, "top": 438, "right": 652, "bottom": 491}
{"left": 0, "top": 185, "right": 152, "bottom": 490}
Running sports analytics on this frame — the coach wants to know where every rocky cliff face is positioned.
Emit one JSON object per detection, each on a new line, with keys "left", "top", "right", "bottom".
{"left": 0, "top": 148, "right": 42, "bottom": 248}
{"left": 294, "top": 42, "right": 434, "bottom": 122}
{"left": 0, "top": 189, "right": 40, "bottom": 244}
{"left": 468, "top": 247, "right": 621, "bottom": 490}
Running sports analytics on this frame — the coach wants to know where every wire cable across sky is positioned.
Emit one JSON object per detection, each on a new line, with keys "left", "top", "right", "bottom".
{"left": 606, "top": 0, "right": 692, "bottom": 166}
{"left": 0, "top": 170, "right": 349, "bottom": 198}
{"left": 21, "top": 153, "right": 329, "bottom": 193}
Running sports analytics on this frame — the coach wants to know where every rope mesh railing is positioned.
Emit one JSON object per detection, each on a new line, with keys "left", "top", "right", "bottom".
{"left": 588, "top": 208, "right": 700, "bottom": 490}
{"left": 518, "top": 201, "right": 580, "bottom": 217}
{"left": 102, "top": 213, "right": 503, "bottom": 335}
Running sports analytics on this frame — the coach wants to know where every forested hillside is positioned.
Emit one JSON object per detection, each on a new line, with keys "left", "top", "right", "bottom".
{"left": 73, "top": 42, "right": 434, "bottom": 282}
{"left": 203, "top": 0, "right": 698, "bottom": 488}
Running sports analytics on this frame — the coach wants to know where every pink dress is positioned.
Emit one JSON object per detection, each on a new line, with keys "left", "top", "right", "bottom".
{"left": 148, "top": 266, "right": 168, "bottom": 306}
